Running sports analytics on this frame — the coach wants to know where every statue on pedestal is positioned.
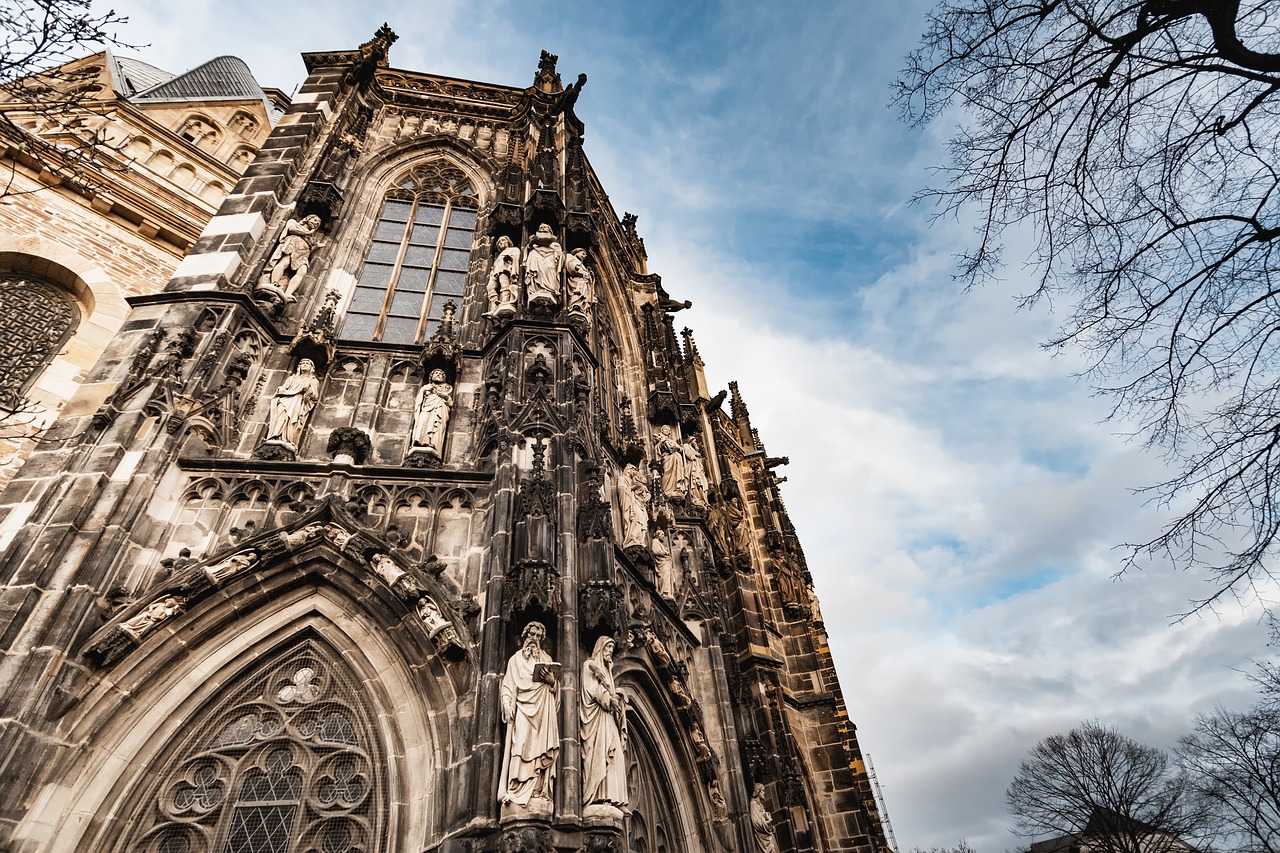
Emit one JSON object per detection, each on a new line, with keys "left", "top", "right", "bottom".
{"left": 618, "top": 463, "right": 651, "bottom": 550}
{"left": 411, "top": 369, "right": 453, "bottom": 459}
{"left": 565, "top": 247, "right": 595, "bottom": 316}
{"left": 485, "top": 235, "right": 522, "bottom": 319}
{"left": 500, "top": 621, "right": 560, "bottom": 811}
{"left": 261, "top": 215, "right": 325, "bottom": 302}
{"left": 263, "top": 359, "right": 320, "bottom": 452}
{"left": 524, "top": 223, "right": 563, "bottom": 310}
{"left": 581, "top": 636, "right": 627, "bottom": 813}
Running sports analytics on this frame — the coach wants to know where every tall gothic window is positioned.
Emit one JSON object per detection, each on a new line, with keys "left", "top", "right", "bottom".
{"left": 0, "top": 273, "right": 80, "bottom": 407}
{"left": 119, "top": 638, "right": 386, "bottom": 853}
{"left": 340, "top": 163, "right": 478, "bottom": 344}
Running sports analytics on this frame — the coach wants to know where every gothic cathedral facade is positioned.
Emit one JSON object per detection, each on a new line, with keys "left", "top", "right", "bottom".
{"left": 0, "top": 28, "right": 890, "bottom": 853}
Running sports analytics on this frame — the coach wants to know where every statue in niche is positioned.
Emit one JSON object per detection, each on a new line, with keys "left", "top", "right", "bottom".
{"left": 500, "top": 621, "right": 561, "bottom": 810}
{"left": 262, "top": 214, "right": 325, "bottom": 301}
{"left": 564, "top": 247, "right": 595, "bottom": 316}
{"left": 653, "top": 529, "right": 677, "bottom": 600}
{"left": 120, "top": 595, "right": 186, "bottom": 640}
{"left": 417, "top": 595, "right": 450, "bottom": 635}
{"left": 580, "top": 635, "right": 628, "bottom": 812}
{"left": 205, "top": 550, "right": 258, "bottom": 585}
{"left": 617, "top": 463, "right": 651, "bottom": 550}
{"left": 264, "top": 359, "right": 320, "bottom": 451}
{"left": 713, "top": 481, "right": 750, "bottom": 558}
{"left": 523, "top": 223, "right": 563, "bottom": 309}
{"left": 370, "top": 553, "right": 406, "bottom": 588}
{"left": 684, "top": 437, "right": 710, "bottom": 509}
{"left": 485, "top": 235, "right": 522, "bottom": 319}
{"left": 655, "top": 425, "right": 688, "bottom": 502}
{"left": 751, "top": 784, "right": 779, "bottom": 853}
{"left": 411, "top": 369, "right": 453, "bottom": 458}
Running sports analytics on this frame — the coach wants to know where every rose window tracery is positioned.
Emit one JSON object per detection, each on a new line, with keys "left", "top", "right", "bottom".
{"left": 119, "top": 640, "right": 385, "bottom": 853}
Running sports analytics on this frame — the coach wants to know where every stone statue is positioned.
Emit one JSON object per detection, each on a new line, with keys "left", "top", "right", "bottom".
{"left": 684, "top": 438, "right": 710, "bottom": 509}
{"left": 564, "top": 247, "right": 595, "bottom": 316}
{"left": 653, "top": 528, "right": 677, "bottom": 600}
{"left": 417, "top": 595, "right": 449, "bottom": 635}
{"left": 205, "top": 550, "right": 258, "bottom": 585}
{"left": 500, "top": 621, "right": 560, "bottom": 809}
{"left": 264, "top": 215, "right": 325, "bottom": 301}
{"left": 370, "top": 553, "right": 406, "bottom": 588}
{"left": 580, "top": 635, "right": 628, "bottom": 812}
{"left": 264, "top": 359, "right": 320, "bottom": 451}
{"left": 751, "top": 784, "right": 778, "bottom": 853}
{"left": 411, "top": 369, "right": 453, "bottom": 458}
{"left": 523, "top": 223, "right": 563, "bottom": 309}
{"left": 120, "top": 595, "right": 186, "bottom": 640}
{"left": 617, "top": 463, "right": 651, "bottom": 549}
{"left": 485, "top": 235, "right": 522, "bottom": 319}
{"left": 655, "top": 425, "right": 688, "bottom": 502}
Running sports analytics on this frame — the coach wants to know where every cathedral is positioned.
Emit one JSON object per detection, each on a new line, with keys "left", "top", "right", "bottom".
{"left": 0, "top": 27, "right": 891, "bottom": 853}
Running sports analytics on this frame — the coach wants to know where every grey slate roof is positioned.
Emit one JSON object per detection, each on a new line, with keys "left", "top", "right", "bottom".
{"left": 133, "top": 56, "right": 266, "bottom": 103}
{"left": 110, "top": 55, "right": 175, "bottom": 97}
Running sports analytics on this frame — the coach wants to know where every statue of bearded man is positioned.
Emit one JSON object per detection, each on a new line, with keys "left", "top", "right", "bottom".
{"left": 499, "top": 621, "right": 560, "bottom": 809}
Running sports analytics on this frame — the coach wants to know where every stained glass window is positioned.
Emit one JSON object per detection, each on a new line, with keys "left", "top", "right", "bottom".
{"left": 340, "top": 163, "right": 478, "bottom": 344}
{"left": 120, "top": 640, "right": 384, "bottom": 853}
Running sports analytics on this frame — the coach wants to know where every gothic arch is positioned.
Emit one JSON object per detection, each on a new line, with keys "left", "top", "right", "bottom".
{"left": 615, "top": 663, "right": 720, "bottom": 853}
{"left": 321, "top": 143, "right": 495, "bottom": 333}
{"left": 43, "top": 550, "right": 463, "bottom": 852}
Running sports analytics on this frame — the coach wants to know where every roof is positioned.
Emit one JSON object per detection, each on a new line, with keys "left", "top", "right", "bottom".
{"left": 133, "top": 55, "right": 266, "bottom": 102}
{"left": 110, "top": 55, "right": 175, "bottom": 97}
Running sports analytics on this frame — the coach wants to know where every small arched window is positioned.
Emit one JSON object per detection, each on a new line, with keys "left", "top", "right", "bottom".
{"left": 340, "top": 163, "right": 478, "bottom": 344}
{"left": 118, "top": 638, "right": 386, "bottom": 853}
{"left": 0, "top": 273, "right": 80, "bottom": 408}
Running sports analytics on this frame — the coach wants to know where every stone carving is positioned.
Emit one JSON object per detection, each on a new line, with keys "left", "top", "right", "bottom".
{"left": 685, "top": 438, "right": 710, "bottom": 509}
{"left": 205, "top": 550, "right": 258, "bottom": 585}
{"left": 500, "top": 621, "right": 560, "bottom": 811}
{"left": 261, "top": 215, "right": 325, "bottom": 301}
{"left": 712, "top": 481, "right": 751, "bottom": 564}
{"left": 580, "top": 636, "right": 628, "bottom": 814}
{"left": 326, "top": 427, "right": 372, "bottom": 465}
{"left": 485, "top": 235, "right": 522, "bottom": 319}
{"left": 262, "top": 359, "right": 320, "bottom": 453}
{"left": 617, "top": 463, "right": 651, "bottom": 551}
{"left": 523, "top": 223, "right": 563, "bottom": 310}
{"left": 655, "top": 425, "right": 687, "bottom": 501}
{"left": 653, "top": 529, "right": 677, "bottom": 600}
{"left": 281, "top": 523, "right": 350, "bottom": 552}
{"left": 751, "top": 784, "right": 778, "bottom": 853}
{"left": 708, "top": 779, "right": 729, "bottom": 821}
{"left": 370, "top": 553, "right": 407, "bottom": 588}
{"left": 119, "top": 595, "right": 186, "bottom": 641}
{"left": 416, "top": 595, "right": 463, "bottom": 654}
{"left": 565, "top": 247, "right": 595, "bottom": 316}
{"left": 411, "top": 369, "right": 453, "bottom": 459}
{"left": 277, "top": 666, "right": 322, "bottom": 704}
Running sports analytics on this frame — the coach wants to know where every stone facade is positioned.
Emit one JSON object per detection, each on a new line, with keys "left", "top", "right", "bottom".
{"left": 0, "top": 28, "right": 890, "bottom": 853}
{"left": 0, "top": 50, "right": 282, "bottom": 487}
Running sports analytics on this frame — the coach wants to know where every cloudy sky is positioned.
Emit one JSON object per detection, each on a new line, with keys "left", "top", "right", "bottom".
{"left": 94, "top": 1, "right": 1275, "bottom": 849}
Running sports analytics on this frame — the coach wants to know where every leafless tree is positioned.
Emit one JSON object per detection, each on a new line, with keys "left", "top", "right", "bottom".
{"left": 897, "top": 0, "right": 1280, "bottom": 611}
{"left": 1007, "top": 722, "right": 1202, "bottom": 853}
{"left": 0, "top": 0, "right": 132, "bottom": 197}
{"left": 1178, "top": 703, "right": 1280, "bottom": 853}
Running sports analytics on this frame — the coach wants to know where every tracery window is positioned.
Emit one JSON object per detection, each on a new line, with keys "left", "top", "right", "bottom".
{"left": 340, "top": 163, "right": 478, "bottom": 344}
{"left": 0, "top": 273, "right": 80, "bottom": 408}
{"left": 120, "top": 639, "right": 385, "bottom": 853}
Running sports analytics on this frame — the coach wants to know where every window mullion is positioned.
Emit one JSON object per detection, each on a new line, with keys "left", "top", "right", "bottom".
{"left": 414, "top": 199, "right": 450, "bottom": 344}
{"left": 373, "top": 201, "right": 417, "bottom": 342}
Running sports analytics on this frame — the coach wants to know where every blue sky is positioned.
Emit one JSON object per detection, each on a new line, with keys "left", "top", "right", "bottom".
{"left": 98, "top": 1, "right": 1276, "bottom": 849}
